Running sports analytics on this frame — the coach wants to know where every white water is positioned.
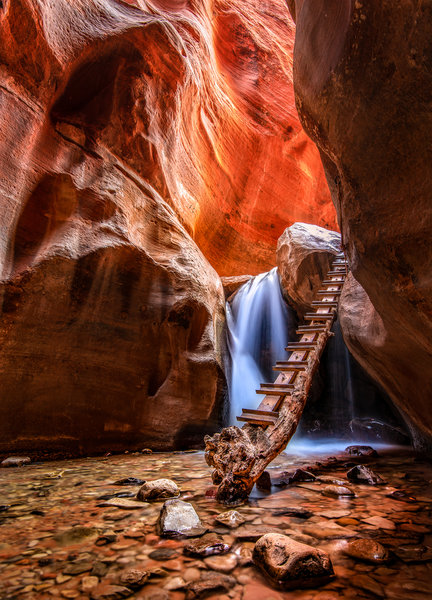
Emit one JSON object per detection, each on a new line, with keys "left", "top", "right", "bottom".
{"left": 226, "top": 268, "right": 297, "bottom": 425}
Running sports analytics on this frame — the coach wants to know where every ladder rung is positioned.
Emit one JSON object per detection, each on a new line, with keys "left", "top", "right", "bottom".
{"left": 257, "top": 388, "right": 291, "bottom": 396}
{"left": 311, "top": 301, "right": 339, "bottom": 307}
{"left": 327, "top": 270, "right": 347, "bottom": 276}
{"left": 261, "top": 382, "right": 295, "bottom": 389}
{"left": 237, "top": 414, "right": 276, "bottom": 426}
{"left": 285, "top": 343, "right": 316, "bottom": 350}
{"left": 317, "top": 290, "right": 341, "bottom": 296}
{"left": 304, "top": 313, "right": 335, "bottom": 321}
{"left": 242, "top": 408, "right": 279, "bottom": 418}
{"left": 322, "top": 280, "right": 344, "bottom": 285}
{"left": 273, "top": 363, "right": 307, "bottom": 372}
{"left": 296, "top": 327, "right": 326, "bottom": 334}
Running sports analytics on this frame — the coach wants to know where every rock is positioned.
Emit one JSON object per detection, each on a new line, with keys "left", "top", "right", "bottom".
{"left": 137, "top": 479, "right": 179, "bottom": 501}
{"left": 90, "top": 585, "right": 132, "bottom": 600}
{"left": 393, "top": 545, "right": 432, "bottom": 563}
{"left": 277, "top": 222, "right": 341, "bottom": 315}
{"left": 185, "top": 572, "right": 236, "bottom": 600}
{"left": 256, "top": 471, "right": 272, "bottom": 491}
{"left": 81, "top": 577, "right": 99, "bottom": 593}
{"left": 303, "top": 524, "right": 357, "bottom": 540}
{"left": 322, "top": 485, "right": 355, "bottom": 497}
{"left": 386, "top": 490, "right": 417, "bottom": 503}
{"left": 119, "top": 570, "right": 148, "bottom": 589}
{"left": 54, "top": 527, "right": 100, "bottom": 545}
{"left": 221, "top": 276, "right": 253, "bottom": 300}
{"left": 235, "top": 526, "right": 282, "bottom": 542}
{"left": 289, "top": 0, "right": 432, "bottom": 449}
{"left": 63, "top": 561, "right": 93, "bottom": 575}
{"left": 148, "top": 548, "right": 179, "bottom": 561}
{"left": 272, "top": 507, "right": 313, "bottom": 519}
{"left": 95, "top": 531, "right": 117, "bottom": 546}
{"left": 204, "top": 553, "right": 237, "bottom": 573}
{"left": 158, "top": 499, "right": 206, "bottom": 537}
{"left": 363, "top": 516, "right": 396, "bottom": 530}
{"left": 291, "top": 469, "right": 316, "bottom": 482}
{"left": 345, "top": 445, "right": 378, "bottom": 457}
{"left": 113, "top": 478, "right": 146, "bottom": 486}
{"left": 347, "top": 465, "right": 386, "bottom": 486}
{"left": 164, "top": 576, "right": 186, "bottom": 590}
{"left": 345, "top": 539, "right": 389, "bottom": 564}
{"left": 214, "top": 510, "right": 246, "bottom": 529}
{"left": 253, "top": 533, "right": 334, "bottom": 589}
{"left": 0, "top": 0, "right": 336, "bottom": 458}
{"left": 184, "top": 534, "right": 230, "bottom": 557}
{"left": 140, "top": 592, "right": 169, "bottom": 600}
{"left": 1, "top": 456, "right": 31, "bottom": 468}
{"left": 98, "top": 498, "right": 146, "bottom": 510}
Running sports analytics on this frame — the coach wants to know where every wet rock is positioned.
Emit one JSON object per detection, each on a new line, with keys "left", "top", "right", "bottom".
{"left": 90, "top": 584, "right": 132, "bottom": 600}
{"left": 345, "top": 539, "right": 389, "bottom": 564}
{"left": 91, "top": 562, "right": 109, "bottom": 578}
{"left": 322, "top": 485, "right": 355, "bottom": 497}
{"left": 363, "top": 516, "right": 396, "bottom": 530}
{"left": 303, "top": 523, "right": 357, "bottom": 540}
{"left": 63, "top": 561, "right": 93, "bottom": 575}
{"left": 54, "top": 527, "right": 100, "bottom": 545}
{"left": 113, "top": 478, "right": 146, "bottom": 486}
{"left": 386, "top": 490, "right": 418, "bottom": 503}
{"left": 272, "top": 507, "right": 313, "bottom": 519}
{"left": 253, "top": 533, "right": 334, "bottom": 589}
{"left": 96, "top": 531, "right": 117, "bottom": 546}
{"left": 141, "top": 592, "right": 169, "bottom": 600}
{"left": 256, "top": 471, "right": 272, "bottom": 490}
{"left": 235, "top": 525, "right": 282, "bottom": 542}
{"left": 291, "top": 469, "right": 316, "bottom": 482}
{"left": 204, "top": 553, "right": 237, "bottom": 573}
{"left": 185, "top": 572, "right": 236, "bottom": 600}
{"left": 317, "top": 475, "right": 348, "bottom": 486}
{"left": 148, "top": 548, "right": 179, "bottom": 561}
{"left": 352, "top": 574, "right": 385, "bottom": 598}
{"left": 184, "top": 534, "right": 230, "bottom": 557}
{"left": 238, "top": 546, "right": 254, "bottom": 566}
{"left": 347, "top": 465, "right": 386, "bottom": 485}
{"left": 98, "top": 498, "right": 146, "bottom": 509}
{"left": 214, "top": 510, "right": 246, "bottom": 529}
{"left": 119, "top": 569, "right": 148, "bottom": 589}
{"left": 393, "top": 545, "right": 432, "bottom": 563}
{"left": 1, "top": 456, "right": 31, "bottom": 467}
{"left": 158, "top": 499, "right": 206, "bottom": 537}
{"left": 345, "top": 446, "right": 378, "bottom": 457}
{"left": 81, "top": 577, "right": 99, "bottom": 593}
{"left": 164, "top": 576, "right": 186, "bottom": 590}
{"left": 137, "top": 479, "right": 179, "bottom": 501}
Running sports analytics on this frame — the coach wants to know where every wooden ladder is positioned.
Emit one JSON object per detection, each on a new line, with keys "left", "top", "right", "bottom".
{"left": 237, "top": 252, "right": 348, "bottom": 427}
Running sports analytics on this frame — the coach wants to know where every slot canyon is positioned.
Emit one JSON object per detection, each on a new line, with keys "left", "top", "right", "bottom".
{"left": 0, "top": 1, "right": 431, "bottom": 599}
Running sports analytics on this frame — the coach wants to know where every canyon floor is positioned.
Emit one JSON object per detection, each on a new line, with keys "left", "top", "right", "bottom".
{"left": 0, "top": 447, "right": 431, "bottom": 600}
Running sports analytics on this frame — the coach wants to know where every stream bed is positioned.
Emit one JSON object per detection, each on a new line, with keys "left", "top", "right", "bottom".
{"left": 0, "top": 447, "right": 431, "bottom": 599}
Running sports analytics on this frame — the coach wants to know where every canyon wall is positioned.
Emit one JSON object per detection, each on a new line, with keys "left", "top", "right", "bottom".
{"left": 288, "top": 0, "right": 432, "bottom": 447}
{"left": 0, "top": 0, "right": 334, "bottom": 453}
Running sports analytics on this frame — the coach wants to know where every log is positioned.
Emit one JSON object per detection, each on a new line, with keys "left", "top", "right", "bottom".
{"left": 204, "top": 325, "right": 333, "bottom": 505}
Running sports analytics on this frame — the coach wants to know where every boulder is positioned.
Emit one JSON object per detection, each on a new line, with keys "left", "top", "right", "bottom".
{"left": 253, "top": 533, "right": 334, "bottom": 589}
{"left": 276, "top": 223, "right": 341, "bottom": 316}
{"left": 137, "top": 479, "right": 179, "bottom": 502}
{"left": 347, "top": 465, "right": 386, "bottom": 486}
{"left": 288, "top": 1, "right": 432, "bottom": 449}
{"left": 157, "top": 499, "right": 206, "bottom": 537}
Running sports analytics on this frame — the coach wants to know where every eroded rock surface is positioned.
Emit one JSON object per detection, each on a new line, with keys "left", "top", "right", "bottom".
{"left": 277, "top": 222, "right": 341, "bottom": 315}
{"left": 288, "top": 1, "right": 432, "bottom": 447}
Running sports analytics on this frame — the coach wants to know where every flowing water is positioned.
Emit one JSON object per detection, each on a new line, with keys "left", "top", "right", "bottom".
{"left": 225, "top": 268, "right": 297, "bottom": 425}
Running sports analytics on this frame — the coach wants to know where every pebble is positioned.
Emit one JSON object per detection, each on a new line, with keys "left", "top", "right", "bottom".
{"left": 119, "top": 569, "right": 148, "bottom": 588}
{"left": 90, "top": 584, "right": 132, "bottom": 599}
{"left": 81, "top": 576, "right": 99, "bottom": 592}
{"left": 184, "top": 533, "right": 230, "bottom": 557}
{"left": 363, "top": 516, "right": 396, "bottom": 530}
{"left": 137, "top": 479, "right": 179, "bottom": 501}
{"left": 214, "top": 510, "right": 246, "bottom": 529}
{"left": 322, "top": 485, "right": 355, "bottom": 497}
{"left": 158, "top": 499, "right": 206, "bottom": 537}
{"left": 345, "top": 539, "right": 389, "bottom": 563}
{"left": 204, "top": 553, "right": 238, "bottom": 573}
{"left": 163, "top": 576, "right": 186, "bottom": 590}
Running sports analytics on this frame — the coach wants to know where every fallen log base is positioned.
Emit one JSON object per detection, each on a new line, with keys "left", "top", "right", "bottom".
{"left": 204, "top": 328, "right": 333, "bottom": 505}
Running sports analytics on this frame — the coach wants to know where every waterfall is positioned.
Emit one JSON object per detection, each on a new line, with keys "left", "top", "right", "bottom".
{"left": 225, "top": 268, "right": 297, "bottom": 425}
